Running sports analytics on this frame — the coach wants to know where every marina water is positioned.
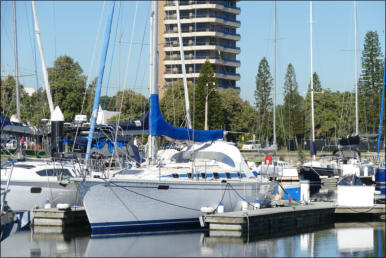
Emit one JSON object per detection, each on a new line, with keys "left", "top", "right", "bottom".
{"left": 1, "top": 222, "right": 384, "bottom": 257}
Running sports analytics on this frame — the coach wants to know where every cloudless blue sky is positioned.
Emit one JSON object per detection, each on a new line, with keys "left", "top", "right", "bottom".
{"left": 1, "top": 1, "right": 385, "bottom": 107}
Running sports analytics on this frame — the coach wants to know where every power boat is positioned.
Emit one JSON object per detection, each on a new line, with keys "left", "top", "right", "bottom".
{"left": 299, "top": 147, "right": 374, "bottom": 185}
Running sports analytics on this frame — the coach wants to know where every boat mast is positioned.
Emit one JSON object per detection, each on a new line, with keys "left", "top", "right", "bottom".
{"left": 31, "top": 1, "right": 54, "bottom": 115}
{"left": 13, "top": 1, "right": 21, "bottom": 121}
{"left": 273, "top": 0, "right": 277, "bottom": 147}
{"left": 175, "top": 0, "right": 192, "bottom": 129}
{"left": 84, "top": 1, "right": 116, "bottom": 167}
{"left": 354, "top": 0, "right": 359, "bottom": 136}
{"left": 310, "top": 1, "right": 316, "bottom": 160}
{"left": 148, "top": 1, "right": 158, "bottom": 165}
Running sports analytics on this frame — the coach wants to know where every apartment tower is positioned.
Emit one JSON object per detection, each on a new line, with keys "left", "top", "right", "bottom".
{"left": 158, "top": 0, "right": 241, "bottom": 95}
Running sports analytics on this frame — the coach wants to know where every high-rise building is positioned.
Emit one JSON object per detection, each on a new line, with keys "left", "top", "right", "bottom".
{"left": 158, "top": 0, "right": 241, "bottom": 95}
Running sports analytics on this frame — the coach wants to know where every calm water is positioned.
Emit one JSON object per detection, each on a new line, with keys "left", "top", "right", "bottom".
{"left": 1, "top": 222, "right": 384, "bottom": 257}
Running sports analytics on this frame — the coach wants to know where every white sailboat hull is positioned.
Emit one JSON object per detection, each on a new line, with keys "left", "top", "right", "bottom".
{"left": 1, "top": 181, "right": 80, "bottom": 211}
{"left": 76, "top": 179, "right": 276, "bottom": 233}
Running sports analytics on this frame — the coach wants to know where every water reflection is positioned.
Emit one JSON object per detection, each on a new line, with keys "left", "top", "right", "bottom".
{"left": 1, "top": 222, "right": 384, "bottom": 257}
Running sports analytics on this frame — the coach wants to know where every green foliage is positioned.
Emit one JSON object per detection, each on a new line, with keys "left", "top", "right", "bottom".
{"left": 254, "top": 57, "right": 273, "bottom": 144}
{"left": 1, "top": 76, "right": 19, "bottom": 118}
{"left": 217, "top": 88, "right": 258, "bottom": 141}
{"left": 109, "top": 90, "right": 148, "bottom": 122}
{"left": 282, "top": 64, "right": 304, "bottom": 146}
{"left": 359, "top": 30, "right": 384, "bottom": 134}
{"left": 194, "top": 59, "right": 222, "bottom": 130}
{"left": 160, "top": 80, "right": 194, "bottom": 127}
{"left": 47, "top": 55, "right": 87, "bottom": 121}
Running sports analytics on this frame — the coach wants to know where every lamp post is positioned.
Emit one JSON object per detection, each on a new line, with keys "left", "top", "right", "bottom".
{"left": 205, "top": 82, "right": 216, "bottom": 130}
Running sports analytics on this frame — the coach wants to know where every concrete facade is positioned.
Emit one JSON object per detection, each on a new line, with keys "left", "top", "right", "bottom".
{"left": 158, "top": 0, "right": 241, "bottom": 97}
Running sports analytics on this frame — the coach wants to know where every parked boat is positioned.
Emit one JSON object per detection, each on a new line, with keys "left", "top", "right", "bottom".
{"left": 74, "top": 2, "right": 277, "bottom": 235}
{"left": 300, "top": 144, "right": 375, "bottom": 185}
{"left": 0, "top": 158, "right": 83, "bottom": 211}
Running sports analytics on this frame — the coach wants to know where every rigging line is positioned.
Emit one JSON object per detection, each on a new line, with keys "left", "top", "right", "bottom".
{"left": 128, "top": 2, "right": 150, "bottom": 124}
{"left": 53, "top": 1, "right": 56, "bottom": 59}
{"left": 109, "top": 1, "right": 139, "bottom": 172}
{"left": 71, "top": 1, "right": 107, "bottom": 153}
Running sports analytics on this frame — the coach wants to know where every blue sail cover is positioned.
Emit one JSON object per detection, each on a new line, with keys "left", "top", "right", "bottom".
{"left": 149, "top": 94, "right": 223, "bottom": 142}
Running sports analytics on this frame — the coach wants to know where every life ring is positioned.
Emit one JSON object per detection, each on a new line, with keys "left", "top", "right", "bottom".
{"left": 264, "top": 155, "right": 273, "bottom": 165}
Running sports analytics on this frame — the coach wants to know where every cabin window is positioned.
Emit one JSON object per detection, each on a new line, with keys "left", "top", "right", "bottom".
{"left": 36, "top": 169, "right": 71, "bottom": 177}
{"left": 201, "top": 173, "right": 206, "bottom": 179}
{"left": 225, "top": 172, "right": 231, "bottom": 179}
{"left": 213, "top": 172, "right": 219, "bottom": 179}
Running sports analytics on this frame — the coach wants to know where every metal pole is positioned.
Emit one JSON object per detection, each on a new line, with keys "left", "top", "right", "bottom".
{"left": 31, "top": 1, "right": 55, "bottom": 114}
{"left": 205, "top": 87, "right": 208, "bottom": 130}
{"left": 13, "top": 1, "right": 21, "bottom": 121}
{"left": 310, "top": 1, "right": 316, "bottom": 160}
{"left": 354, "top": 0, "right": 359, "bottom": 135}
{"left": 273, "top": 0, "right": 277, "bottom": 146}
{"left": 175, "top": 0, "right": 192, "bottom": 129}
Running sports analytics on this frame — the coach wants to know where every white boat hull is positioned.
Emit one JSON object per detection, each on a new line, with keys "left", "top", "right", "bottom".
{"left": 1, "top": 181, "right": 80, "bottom": 211}
{"left": 76, "top": 179, "right": 276, "bottom": 234}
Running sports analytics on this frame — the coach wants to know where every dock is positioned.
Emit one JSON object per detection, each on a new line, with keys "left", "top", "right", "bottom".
{"left": 32, "top": 207, "right": 90, "bottom": 234}
{"left": 203, "top": 201, "right": 385, "bottom": 237}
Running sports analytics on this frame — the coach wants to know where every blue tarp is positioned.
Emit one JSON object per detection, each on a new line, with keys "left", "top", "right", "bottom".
{"left": 149, "top": 94, "right": 223, "bottom": 142}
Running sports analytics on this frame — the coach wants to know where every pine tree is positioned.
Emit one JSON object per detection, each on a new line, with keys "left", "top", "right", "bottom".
{"left": 359, "top": 31, "right": 384, "bottom": 134}
{"left": 283, "top": 64, "right": 303, "bottom": 147}
{"left": 254, "top": 57, "right": 273, "bottom": 144}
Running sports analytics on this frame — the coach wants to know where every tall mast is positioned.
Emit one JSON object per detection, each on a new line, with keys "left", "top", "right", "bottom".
{"left": 32, "top": 1, "right": 55, "bottom": 114}
{"left": 148, "top": 1, "right": 158, "bottom": 165}
{"left": 354, "top": 0, "right": 359, "bottom": 135}
{"left": 175, "top": 0, "right": 192, "bottom": 129}
{"left": 84, "top": 1, "right": 115, "bottom": 167}
{"left": 310, "top": 1, "right": 316, "bottom": 160}
{"left": 13, "top": 1, "right": 20, "bottom": 121}
{"left": 273, "top": 0, "right": 277, "bottom": 146}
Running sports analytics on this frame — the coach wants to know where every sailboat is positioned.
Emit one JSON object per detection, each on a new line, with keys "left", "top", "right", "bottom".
{"left": 74, "top": 1, "right": 277, "bottom": 234}
{"left": 0, "top": 2, "right": 82, "bottom": 212}
{"left": 299, "top": 1, "right": 375, "bottom": 186}
{"left": 253, "top": 1, "right": 299, "bottom": 182}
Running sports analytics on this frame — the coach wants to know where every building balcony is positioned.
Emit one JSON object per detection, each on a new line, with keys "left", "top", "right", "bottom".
{"left": 163, "top": 56, "right": 240, "bottom": 67}
{"left": 164, "top": 71, "right": 240, "bottom": 81}
{"left": 164, "top": 14, "right": 240, "bottom": 28}
{"left": 164, "top": 28, "right": 240, "bottom": 41}
{"left": 164, "top": 2, "right": 240, "bottom": 15}
{"left": 163, "top": 42, "right": 240, "bottom": 54}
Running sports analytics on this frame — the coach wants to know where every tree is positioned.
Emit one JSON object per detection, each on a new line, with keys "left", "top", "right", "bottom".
{"left": 359, "top": 31, "right": 384, "bottom": 134}
{"left": 217, "top": 88, "right": 258, "bottom": 142}
{"left": 160, "top": 80, "right": 194, "bottom": 127}
{"left": 304, "top": 72, "right": 323, "bottom": 139}
{"left": 254, "top": 57, "right": 273, "bottom": 144}
{"left": 194, "top": 59, "right": 222, "bottom": 130}
{"left": 1, "top": 76, "right": 19, "bottom": 118}
{"left": 282, "top": 64, "right": 304, "bottom": 147}
{"left": 47, "top": 56, "right": 87, "bottom": 121}
{"left": 109, "top": 90, "right": 148, "bottom": 122}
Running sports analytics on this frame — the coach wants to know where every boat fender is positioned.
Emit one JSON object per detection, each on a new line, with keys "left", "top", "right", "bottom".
{"left": 56, "top": 203, "right": 70, "bottom": 210}
{"left": 200, "top": 206, "right": 215, "bottom": 214}
{"left": 217, "top": 202, "right": 224, "bottom": 213}
{"left": 44, "top": 200, "right": 51, "bottom": 209}
{"left": 241, "top": 198, "right": 248, "bottom": 211}
{"left": 253, "top": 200, "right": 260, "bottom": 210}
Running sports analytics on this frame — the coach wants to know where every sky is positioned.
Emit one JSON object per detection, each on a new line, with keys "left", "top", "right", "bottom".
{"left": 1, "top": 1, "right": 385, "bottom": 107}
